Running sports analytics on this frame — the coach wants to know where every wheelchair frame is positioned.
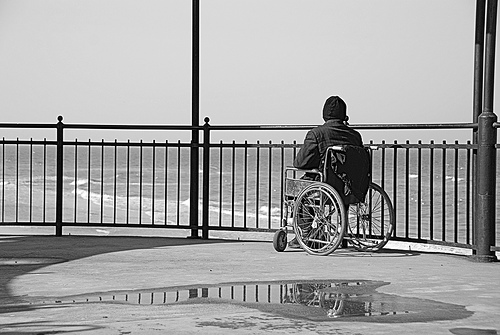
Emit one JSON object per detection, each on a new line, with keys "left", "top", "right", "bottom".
{"left": 273, "top": 146, "right": 395, "bottom": 255}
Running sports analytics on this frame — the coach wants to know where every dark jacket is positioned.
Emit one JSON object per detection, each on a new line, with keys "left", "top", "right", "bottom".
{"left": 293, "top": 120, "right": 367, "bottom": 204}
{"left": 293, "top": 120, "right": 363, "bottom": 170}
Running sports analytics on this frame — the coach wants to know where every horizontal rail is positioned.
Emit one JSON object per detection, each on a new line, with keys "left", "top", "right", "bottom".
{"left": 205, "top": 122, "right": 478, "bottom": 131}
{"left": 0, "top": 123, "right": 57, "bottom": 129}
{"left": 0, "top": 121, "right": 478, "bottom": 132}
{"left": 62, "top": 124, "right": 202, "bottom": 131}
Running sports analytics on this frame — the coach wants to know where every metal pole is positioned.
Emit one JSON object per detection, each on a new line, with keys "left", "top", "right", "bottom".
{"left": 472, "top": 0, "right": 486, "bottom": 253}
{"left": 474, "top": 0, "right": 486, "bottom": 123}
{"left": 189, "top": 0, "right": 200, "bottom": 238}
{"left": 474, "top": 0, "right": 498, "bottom": 262}
{"left": 55, "top": 116, "right": 64, "bottom": 236}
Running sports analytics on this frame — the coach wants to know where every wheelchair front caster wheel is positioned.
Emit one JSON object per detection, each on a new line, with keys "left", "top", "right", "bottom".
{"left": 273, "top": 230, "right": 287, "bottom": 252}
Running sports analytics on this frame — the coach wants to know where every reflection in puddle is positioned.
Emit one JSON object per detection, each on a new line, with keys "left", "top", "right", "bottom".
{"left": 38, "top": 280, "right": 473, "bottom": 323}
{"left": 0, "top": 257, "right": 64, "bottom": 265}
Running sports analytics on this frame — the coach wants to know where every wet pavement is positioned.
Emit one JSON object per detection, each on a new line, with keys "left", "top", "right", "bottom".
{"left": 0, "top": 227, "right": 499, "bottom": 334}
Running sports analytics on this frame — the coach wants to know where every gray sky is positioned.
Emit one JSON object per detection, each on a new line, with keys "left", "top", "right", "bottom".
{"left": 0, "top": 0, "right": 496, "bottom": 142}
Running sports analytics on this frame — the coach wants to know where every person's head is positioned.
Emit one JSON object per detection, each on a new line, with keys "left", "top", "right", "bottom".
{"left": 322, "top": 96, "right": 348, "bottom": 122}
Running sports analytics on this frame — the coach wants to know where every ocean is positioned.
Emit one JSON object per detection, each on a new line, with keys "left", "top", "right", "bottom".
{"left": 0, "top": 141, "right": 498, "bottom": 246}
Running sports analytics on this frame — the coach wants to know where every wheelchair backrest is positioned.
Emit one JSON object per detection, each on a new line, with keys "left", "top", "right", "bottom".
{"left": 322, "top": 145, "right": 371, "bottom": 204}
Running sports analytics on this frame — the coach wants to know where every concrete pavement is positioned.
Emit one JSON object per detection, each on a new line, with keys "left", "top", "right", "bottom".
{"left": 0, "top": 227, "right": 499, "bottom": 334}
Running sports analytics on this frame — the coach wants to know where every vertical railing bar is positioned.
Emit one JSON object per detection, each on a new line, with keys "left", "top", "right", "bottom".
{"left": 164, "top": 140, "right": 169, "bottom": 225}
{"left": 1, "top": 140, "right": 4, "bottom": 222}
{"left": 74, "top": 140, "right": 78, "bottom": 223}
{"left": 381, "top": 140, "right": 386, "bottom": 193}
{"left": 100, "top": 140, "right": 104, "bottom": 224}
{"left": 405, "top": 140, "right": 410, "bottom": 238}
{"left": 256, "top": 141, "right": 260, "bottom": 228}
{"left": 87, "top": 140, "right": 91, "bottom": 224}
{"left": 442, "top": 140, "right": 447, "bottom": 241}
{"left": 231, "top": 141, "right": 236, "bottom": 227}
{"left": 152, "top": 140, "right": 156, "bottom": 225}
{"left": 202, "top": 119, "right": 210, "bottom": 238}
{"left": 369, "top": 140, "right": 375, "bottom": 237}
{"left": 268, "top": 141, "right": 272, "bottom": 229}
{"left": 429, "top": 140, "right": 434, "bottom": 240}
{"left": 30, "top": 139, "right": 33, "bottom": 222}
{"left": 176, "top": 141, "right": 181, "bottom": 226}
{"left": 16, "top": 139, "right": 19, "bottom": 222}
{"left": 368, "top": 163, "right": 373, "bottom": 236}
{"left": 454, "top": 141, "right": 459, "bottom": 243}
{"left": 139, "top": 140, "right": 143, "bottom": 225}
{"left": 55, "top": 117, "right": 64, "bottom": 235}
{"left": 392, "top": 140, "right": 398, "bottom": 237}
{"left": 243, "top": 141, "right": 248, "bottom": 228}
{"left": 417, "top": 140, "right": 422, "bottom": 239}
{"left": 126, "top": 140, "right": 130, "bottom": 224}
{"left": 466, "top": 141, "right": 472, "bottom": 244}
{"left": 292, "top": 140, "right": 297, "bottom": 179}
{"left": 43, "top": 139, "right": 46, "bottom": 223}
{"left": 381, "top": 140, "right": 386, "bottom": 237}
{"left": 113, "top": 140, "right": 117, "bottom": 224}
{"left": 218, "top": 141, "right": 223, "bottom": 227}
{"left": 280, "top": 141, "right": 285, "bottom": 227}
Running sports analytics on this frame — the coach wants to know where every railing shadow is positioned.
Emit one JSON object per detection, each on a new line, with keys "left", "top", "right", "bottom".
{"left": 0, "top": 234, "right": 234, "bottom": 314}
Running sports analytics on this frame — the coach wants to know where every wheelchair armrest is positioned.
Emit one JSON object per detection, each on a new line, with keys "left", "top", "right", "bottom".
{"left": 285, "top": 166, "right": 324, "bottom": 184}
{"left": 285, "top": 166, "right": 320, "bottom": 173}
{"left": 285, "top": 166, "right": 323, "bottom": 180}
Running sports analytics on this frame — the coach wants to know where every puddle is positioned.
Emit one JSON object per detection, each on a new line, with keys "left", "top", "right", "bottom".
{"left": 37, "top": 279, "right": 473, "bottom": 323}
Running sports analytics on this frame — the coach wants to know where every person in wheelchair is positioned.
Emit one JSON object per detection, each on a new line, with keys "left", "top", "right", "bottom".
{"left": 289, "top": 95, "right": 369, "bottom": 248}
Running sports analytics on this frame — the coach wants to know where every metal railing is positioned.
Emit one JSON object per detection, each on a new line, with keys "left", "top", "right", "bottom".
{"left": 0, "top": 117, "right": 497, "bottom": 258}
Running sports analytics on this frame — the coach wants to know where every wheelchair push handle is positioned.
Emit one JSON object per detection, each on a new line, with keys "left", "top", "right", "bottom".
{"left": 325, "top": 145, "right": 379, "bottom": 153}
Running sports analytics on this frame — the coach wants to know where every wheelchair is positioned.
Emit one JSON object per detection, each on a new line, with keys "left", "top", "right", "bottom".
{"left": 273, "top": 145, "right": 395, "bottom": 256}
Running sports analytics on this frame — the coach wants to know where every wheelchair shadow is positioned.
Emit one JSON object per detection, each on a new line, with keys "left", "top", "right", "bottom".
{"left": 284, "top": 247, "right": 420, "bottom": 258}
{"left": 332, "top": 248, "right": 421, "bottom": 257}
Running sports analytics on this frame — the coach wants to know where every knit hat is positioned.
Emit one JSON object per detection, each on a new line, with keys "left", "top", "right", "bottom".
{"left": 322, "top": 96, "right": 347, "bottom": 121}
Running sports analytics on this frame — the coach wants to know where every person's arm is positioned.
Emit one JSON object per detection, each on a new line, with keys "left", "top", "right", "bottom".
{"left": 293, "top": 130, "right": 320, "bottom": 169}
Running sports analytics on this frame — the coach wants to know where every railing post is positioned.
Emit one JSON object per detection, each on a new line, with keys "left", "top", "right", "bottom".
{"left": 475, "top": 113, "right": 497, "bottom": 262}
{"left": 189, "top": 138, "right": 200, "bottom": 239}
{"left": 474, "top": 0, "right": 498, "bottom": 262}
{"left": 202, "top": 117, "right": 210, "bottom": 239}
{"left": 55, "top": 115, "right": 64, "bottom": 236}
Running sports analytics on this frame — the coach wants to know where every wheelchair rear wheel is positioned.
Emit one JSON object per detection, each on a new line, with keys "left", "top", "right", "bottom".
{"left": 292, "top": 183, "right": 346, "bottom": 256}
{"left": 347, "top": 182, "right": 394, "bottom": 252}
